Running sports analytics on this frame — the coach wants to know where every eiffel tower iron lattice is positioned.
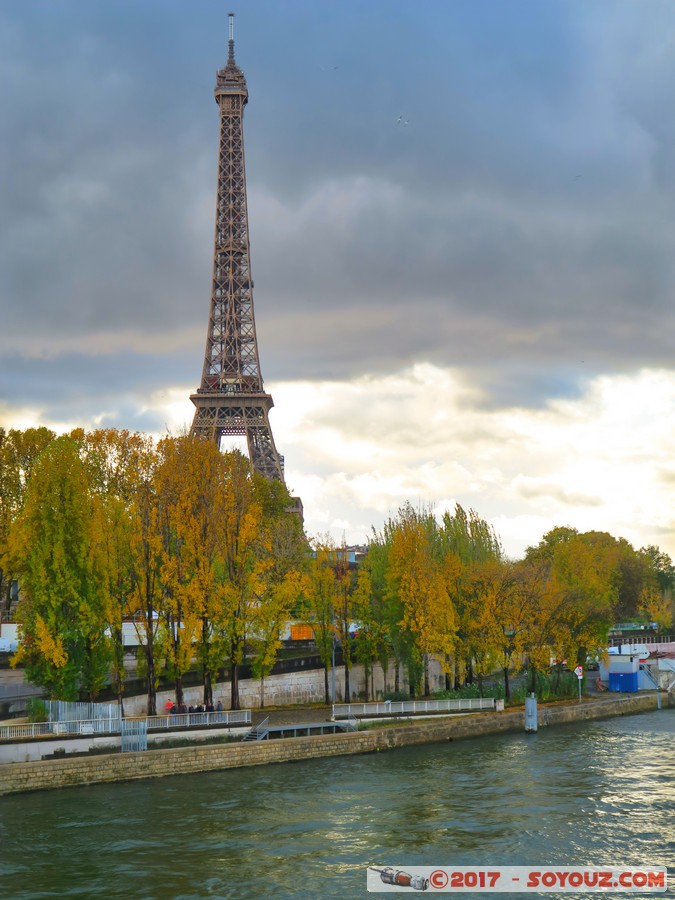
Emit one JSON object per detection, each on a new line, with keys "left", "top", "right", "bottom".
{"left": 191, "top": 14, "right": 291, "bottom": 490}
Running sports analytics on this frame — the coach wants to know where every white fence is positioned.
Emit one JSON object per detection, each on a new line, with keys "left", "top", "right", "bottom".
{"left": 121, "top": 719, "right": 148, "bottom": 753}
{"left": 46, "top": 700, "right": 120, "bottom": 732}
{"left": 332, "top": 698, "right": 500, "bottom": 719}
{"left": 145, "top": 710, "right": 251, "bottom": 730}
{"left": 0, "top": 708, "right": 251, "bottom": 742}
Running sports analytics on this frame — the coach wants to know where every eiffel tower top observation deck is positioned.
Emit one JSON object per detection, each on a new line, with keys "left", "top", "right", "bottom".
{"left": 190, "top": 14, "right": 287, "bottom": 485}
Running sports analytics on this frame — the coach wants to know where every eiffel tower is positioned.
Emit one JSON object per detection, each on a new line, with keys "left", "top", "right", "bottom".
{"left": 191, "top": 13, "right": 298, "bottom": 507}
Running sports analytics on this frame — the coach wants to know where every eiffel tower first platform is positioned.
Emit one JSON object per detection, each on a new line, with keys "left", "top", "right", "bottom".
{"left": 190, "top": 15, "right": 301, "bottom": 515}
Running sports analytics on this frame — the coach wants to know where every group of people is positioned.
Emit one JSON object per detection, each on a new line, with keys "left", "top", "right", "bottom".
{"left": 164, "top": 699, "right": 224, "bottom": 715}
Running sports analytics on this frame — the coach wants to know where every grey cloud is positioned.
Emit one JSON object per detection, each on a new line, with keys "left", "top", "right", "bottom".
{"left": 514, "top": 479, "right": 604, "bottom": 508}
{"left": 3, "top": 0, "right": 675, "bottom": 424}
{"left": 0, "top": 351, "right": 195, "bottom": 428}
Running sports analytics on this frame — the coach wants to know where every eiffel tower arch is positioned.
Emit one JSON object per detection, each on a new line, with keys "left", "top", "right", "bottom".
{"left": 190, "top": 14, "right": 301, "bottom": 516}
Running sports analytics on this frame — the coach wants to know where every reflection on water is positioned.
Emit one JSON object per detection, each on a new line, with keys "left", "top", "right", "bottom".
{"left": 0, "top": 710, "right": 673, "bottom": 899}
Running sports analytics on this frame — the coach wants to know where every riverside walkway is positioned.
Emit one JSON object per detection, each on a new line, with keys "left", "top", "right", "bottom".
{"left": 0, "top": 693, "right": 665, "bottom": 797}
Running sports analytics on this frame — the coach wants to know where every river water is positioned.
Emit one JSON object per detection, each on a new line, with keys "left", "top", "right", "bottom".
{"left": 1, "top": 710, "right": 673, "bottom": 899}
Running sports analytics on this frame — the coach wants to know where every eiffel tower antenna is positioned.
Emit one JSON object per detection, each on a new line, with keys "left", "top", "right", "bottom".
{"left": 228, "top": 11, "right": 235, "bottom": 62}
{"left": 190, "top": 14, "right": 300, "bottom": 515}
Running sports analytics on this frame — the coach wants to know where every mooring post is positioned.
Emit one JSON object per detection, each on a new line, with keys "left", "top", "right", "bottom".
{"left": 525, "top": 693, "right": 538, "bottom": 733}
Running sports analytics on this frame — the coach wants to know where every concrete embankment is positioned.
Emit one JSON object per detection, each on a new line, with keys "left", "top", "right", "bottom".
{"left": 0, "top": 693, "right": 665, "bottom": 797}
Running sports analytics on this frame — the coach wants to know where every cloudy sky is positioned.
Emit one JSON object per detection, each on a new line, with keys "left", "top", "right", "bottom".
{"left": 2, "top": 0, "right": 675, "bottom": 559}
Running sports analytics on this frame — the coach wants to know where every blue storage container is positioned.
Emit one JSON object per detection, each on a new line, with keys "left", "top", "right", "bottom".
{"left": 608, "top": 672, "right": 638, "bottom": 692}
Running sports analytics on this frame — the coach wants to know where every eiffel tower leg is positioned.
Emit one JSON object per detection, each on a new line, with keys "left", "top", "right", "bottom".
{"left": 247, "top": 421, "right": 283, "bottom": 482}
{"left": 190, "top": 408, "right": 218, "bottom": 444}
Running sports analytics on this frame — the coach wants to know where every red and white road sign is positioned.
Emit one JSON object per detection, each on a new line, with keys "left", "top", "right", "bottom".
{"left": 574, "top": 665, "right": 583, "bottom": 678}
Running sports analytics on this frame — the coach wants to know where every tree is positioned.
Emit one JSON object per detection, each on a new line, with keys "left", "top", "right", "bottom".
{"left": 333, "top": 542, "right": 357, "bottom": 702}
{"left": 439, "top": 504, "right": 502, "bottom": 688}
{"left": 526, "top": 527, "right": 647, "bottom": 627}
{"left": 387, "top": 504, "right": 457, "bottom": 696}
{"left": 76, "top": 428, "right": 153, "bottom": 714}
{"left": 365, "top": 527, "right": 410, "bottom": 694}
{"left": 306, "top": 540, "right": 340, "bottom": 704}
{"left": 637, "top": 546, "right": 675, "bottom": 631}
{"left": 641, "top": 545, "right": 675, "bottom": 596}
{"left": 154, "top": 435, "right": 228, "bottom": 708}
{"left": 0, "top": 427, "right": 56, "bottom": 616}
{"left": 126, "top": 436, "right": 163, "bottom": 716}
{"left": 249, "top": 515, "right": 307, "bottom": 707}
{"left": 7, "top": 436, "right": 109, "bottom": 699}
{"left": 524, "top": 526, "right": 579, "bottom": 564}
{"left": 462, "top": 558, "right": 513, "bottom": 696}
{"left": 210, "top": 451, "right": 270, "bottom": 710}
{"left": 491, "top": 561, "right": 534, "bottom": 699}
{"left": 352, "top": 557, "right": 391, "bottom": 701}
{"left": 523, "top": 528, "right": 618, "bottom": 693}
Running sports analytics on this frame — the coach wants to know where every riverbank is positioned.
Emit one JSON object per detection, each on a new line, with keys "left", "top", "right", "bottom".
{"left": 0, "top": 692, "right": 666, "bottom": 797}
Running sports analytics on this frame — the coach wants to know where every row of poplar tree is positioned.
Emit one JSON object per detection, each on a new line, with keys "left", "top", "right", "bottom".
{"left": 1, "top": 427, "right": 673, "bottom": 713}
{"left": 351, "top": 506, "right": 674, "bottom": 701}
{"left": 0, "top": 427, "right": 306, "bottom": 713}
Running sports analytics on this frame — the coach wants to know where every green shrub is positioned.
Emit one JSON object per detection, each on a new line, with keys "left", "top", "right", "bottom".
{"left": 511, "top": 671, "right": 582, "bottom": 704}
{"left": 26, "top": 698, "right": 48, "bottom": 723}
{"left": 433, "top": 682, "right": 505, "bottom": 701}
{"left": 383, "top": 690, "right": 411, "bottom": 702}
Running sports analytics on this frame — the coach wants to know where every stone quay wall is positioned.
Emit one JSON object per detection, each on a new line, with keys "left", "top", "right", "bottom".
{"left": 0, "top": 693, "right": 663, "bottom": 797}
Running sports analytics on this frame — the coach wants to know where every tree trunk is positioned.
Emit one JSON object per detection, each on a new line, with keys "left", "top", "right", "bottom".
{"left": 201, "top": 617, "right": 213, "bottom": 707}
{"left": 394, "top": 662, "right": 400, "bottom": 693}
{"left": 230, "top": 663, "right": 240, "bottom": 710}
{"left": 260, "top": 675, "right": 265, "bottom": 709}
{"left": 363, "top": 660, "right": 370, "bottom": 702}
{"left": 344, "top": 662, "right": 350, "bottom": 702}
{"left": 145, "top": 654, "right": 156, "bottom": 716}
{"left": 175, "top": 675, "right": 184, "bottom": 710}
{"left": 115, "top": 665, "right": 125, "bottom": 718}
{"left": 0, "top": 571, "right": 7, "bottom": 618}
{"left": 324, "top": 664, "right": 330, "bottom": 705}
{"left": 203, "top": 669, "right": 213, "bottom": 708}
{"left": 380, "top": 658, "right": 389, "bottom": 696}
{"left": 503, "top": 666, "right": 510, "bottom": 700}
{"left": 111, "top": 625, "right": 125, "bottom": 716}
{"left": 143, "top": 590, "right": 157, "bottom": 716}
{"left": 144, "top": 627, "right": 156, "bottom": 717}
{"left": 466, "top": 658, "right": 474, "bottom": 685}
{"left": 423, "top": 654, "right": 430, "bottom": 696}
{"left": 529, "top": 665, "right": 537, "bottom": 694}
{"left": 408, "top": 664, "right": 416, "bottom": 699}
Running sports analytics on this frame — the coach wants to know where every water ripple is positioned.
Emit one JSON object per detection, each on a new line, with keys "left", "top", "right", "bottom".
{"left": 0, "top": 709, "right": 673, "bottom": 899}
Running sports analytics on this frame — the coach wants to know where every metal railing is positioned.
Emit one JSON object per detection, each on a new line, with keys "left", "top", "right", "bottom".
{"left": 46, "top": 700, "right": 120, "bottom": 732}
{"left": 0, "top": 708, "right": 251, "bottom": 742}
{"left": 638, "top": 665, "right": 660, "bottom": 690}
{"left": 608, "top": 635, "right": 674, "bottom": 647}
{"left": 0, "top": 721, "right": 69, "bottom": 740}
{"left": 332, "top": 698, "right": 498, "bottom": 719}
{"left": 242, "top": 715, "right": 270, "bottom": 742}
{"left": 146, "top": 710, "right": 251, "bottom": 730}
{"left": 121, "top": 719, "right": 148, "bottom": 753}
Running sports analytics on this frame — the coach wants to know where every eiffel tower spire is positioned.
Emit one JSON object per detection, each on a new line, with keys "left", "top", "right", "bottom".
{"left": 190, "top": 14, "right": 288, "bottom": 485}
